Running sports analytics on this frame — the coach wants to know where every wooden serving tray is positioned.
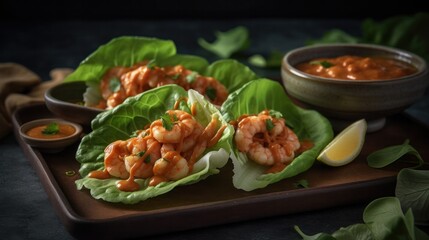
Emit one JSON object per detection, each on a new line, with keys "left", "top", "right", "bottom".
{"left": 12, "top": 103, "right": 429, "bottom": 239}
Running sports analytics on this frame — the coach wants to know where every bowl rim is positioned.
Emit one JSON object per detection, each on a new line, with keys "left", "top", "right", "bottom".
{"left": 283, "top": 43, "right": 428, "bottom": 83}
{"left": 44, "top": 81, "right": 104, "bottom": 112}
{"left": 19, "top": 118, "right": 83, "bottom": 142}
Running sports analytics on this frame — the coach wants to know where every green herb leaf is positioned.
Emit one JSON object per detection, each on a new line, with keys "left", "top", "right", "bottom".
{"left": 295, "top": 197, "right": 429, "bottom": 240}
{"left": 293, "top": 179, "right": 309, "bottom": 189}
{"left": 146, "top": 59, "right": 156, "bottom": 69}
{"left": 396, "top": 168, "right": 429, "bottom": 223}
{"left": 186, "top": 71, "right": 198, "bottom": 83}
{"left": 109, "top": 77, "right": 121, "bottom": 93}
{"left": 265, "top": 119, "right": 274, "bottom": 131}
{"left": 137, "top": 151, "right": 151, "bottom": 163}
{"left": 198, "top": 26, "right": 250, "bottom": 58}
{"left": 42, "top": 123, "right": 59, "bottom": 135}
{"left": 161, "top": 113, "right": 174, "bottom": 131}
{"left": 294, "top": 225, "right": 335, "bottom": 240}
{"left": 268, "top": 109, "right": 283, "bottom": 118}
{"left": 310, "top": 61, "right": 334, "bottom": 68}
{"left": 307, "top": 13, "right": 429, "bottom": 62}
{"left": 367, "top": 139, "right": 424, "bottom": 168}
{"left": 170, "top": 73, "right": 181, "bottom": 80}
{"left": 248, "top": 51, "right": 284, "bottom": 68}
{"left": 205, "top": 87, "right": 217, "bottom": 101}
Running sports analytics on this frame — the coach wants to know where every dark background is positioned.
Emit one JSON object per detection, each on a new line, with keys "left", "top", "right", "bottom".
{"left": 1, "top": 0, "right": 428, "bottom": 21}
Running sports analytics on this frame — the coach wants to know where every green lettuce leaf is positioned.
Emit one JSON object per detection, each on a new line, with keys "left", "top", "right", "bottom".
{"left": 65, "top": 36, "right": 177, "bottom": 83}
{"left": 64, "top": 36, "right": 258, "bottom": 107}
{"left": 308, "top": 12, "right": 429, "bottom": 61}
{"left": 198, "top": 26, "right": 250, "bottom": 58}
{"left": 221, "top": 79, "right": 333, "bottom": 191}
{"left": 75, "top": 85, "right": 233, "bottom": 204}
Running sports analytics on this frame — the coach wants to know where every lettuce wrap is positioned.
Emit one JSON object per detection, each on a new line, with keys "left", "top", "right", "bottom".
{"left": 221, "top": 79, "right": 333, "bottom": 191}
{"left": 75, "top": 85, "right": 233, "bottom": 204}
{"left": 64, "top": 36, "right": 258, "bottom": 107}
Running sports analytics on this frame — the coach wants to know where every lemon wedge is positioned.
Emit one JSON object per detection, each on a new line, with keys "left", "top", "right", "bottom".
{"left": 317, "top": 119, "right": 367, "bottom": 167}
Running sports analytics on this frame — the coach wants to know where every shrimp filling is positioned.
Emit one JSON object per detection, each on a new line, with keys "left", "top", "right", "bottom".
{"left": 96, "top": 61, "right": 228, "bottom": 109}
{"left": 233, "top": 110, "right": 306, "bottom": 173}
{"left": 88, "top": 98, "right": 226, "bottom": 192}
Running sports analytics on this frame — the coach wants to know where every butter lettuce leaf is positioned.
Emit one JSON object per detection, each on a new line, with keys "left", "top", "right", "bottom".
{"left": 64, "top": 36, "right": 258, "bottom": 107}
{"left": 65, "top": 36, "right": 177, "bottom": 83}
{"left": 221, "top": 79, "right": 333, "bottom": 191}
{"left": 75, "top": 85, "right": 233, "bottom": 204}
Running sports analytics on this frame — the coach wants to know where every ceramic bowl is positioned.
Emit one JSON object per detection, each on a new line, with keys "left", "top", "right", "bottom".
{"left": 19, "top": 118, "right": 83, "bottom": 152}
{"left": 45, "top": 81, "right": 103, "bottom": 126}
{"left": 281, "top": 43, "right": 429, "bottom": 132}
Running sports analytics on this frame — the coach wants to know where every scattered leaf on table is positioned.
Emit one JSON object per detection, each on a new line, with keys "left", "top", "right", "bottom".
{"left": 198, "top": 26, "right": 250, "bottom": 58}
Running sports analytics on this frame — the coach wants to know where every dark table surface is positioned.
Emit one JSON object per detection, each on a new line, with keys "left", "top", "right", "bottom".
{"left": 1, "top": 18, "right": 428, "bottom": 240}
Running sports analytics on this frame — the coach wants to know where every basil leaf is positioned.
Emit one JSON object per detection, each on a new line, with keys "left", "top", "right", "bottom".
{"left": 367, "top": 139, "right": 424, "bottom": 168}
{"left": 109, "top": 77, "right": 121, "bottom": 93}
{"left": 198, "top": 26, "right": 250, "bottom": 58}
{"left": 42, "top": 123, "right": 59, "bottom": 135}
{"left": 396, "top": 168, "right": 429, "bottom": 223}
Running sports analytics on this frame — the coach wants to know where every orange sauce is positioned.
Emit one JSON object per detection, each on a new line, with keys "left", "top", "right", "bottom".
{"left": 26, "top": 123, "right": 75, "bottom": 139}
{"left": 295, "top": 55, "right": 417, "bottom": 80}
{"left": 88, "top": 98, "right": 227, "bottom": 192}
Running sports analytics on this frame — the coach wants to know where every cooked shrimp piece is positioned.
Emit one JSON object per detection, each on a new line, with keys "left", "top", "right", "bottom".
{"left": 181, "top": 123, "right": 204, "bottom": 153}
{"left": 151, "top": 110, "right": 197, "bottom": 143}
{"left": 124, "top": 137, "right": 161, "bottom": 178}
{"left": 234, "top": 111, "right": 300, "bottom": 166}
{"left": 153, "top": 151, "right": 189, "bottom": 181}
{"left": 104, "top": 140, "right": 130, "bottom": 179}
{"left": 191, "top": 76, "right": 228, "bottom": 105}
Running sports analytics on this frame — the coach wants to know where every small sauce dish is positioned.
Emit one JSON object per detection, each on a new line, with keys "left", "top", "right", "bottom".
{"left": 19, "top": 118, "right": 83, "bottom": 152}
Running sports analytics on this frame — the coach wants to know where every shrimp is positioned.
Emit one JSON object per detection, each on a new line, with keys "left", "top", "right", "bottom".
{"left": 234, "top": 111, "right": 300, "bottom": 166}
{"left": 104, "top": 140, "right": 130, "bottom": 179}
{"left": 153, "top": 151, "right": 189, "bottom": 181}
{"left": 151, "top": 110, "right": 197, "bottom": 143}
{"left": 124, "top": 137, "right": 161, "bottom": 178}
{"left": 190, "top": 76, "right": 228, "bottom": 105}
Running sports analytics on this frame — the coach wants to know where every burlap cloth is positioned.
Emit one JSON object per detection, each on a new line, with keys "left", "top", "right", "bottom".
{"left": 0, "top": 63, "right": 73, "bottom": 139}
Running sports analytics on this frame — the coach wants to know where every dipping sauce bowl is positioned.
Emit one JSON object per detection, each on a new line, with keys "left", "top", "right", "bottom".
{"left": 281, "top": 43, "right": 428, "bottom": 132}
{"left": 19, "top": 118, "right": 83, "bottom": 152}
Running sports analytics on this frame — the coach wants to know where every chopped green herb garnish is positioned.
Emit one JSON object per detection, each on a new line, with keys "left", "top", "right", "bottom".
{"left": 186, "top": 72, "right": 198, "bottom": 83}
{"left": 269, "top": 109, "right": 283, "bottom": 118}
{"left": 109, "top": 77, "right": 121, "bottom": 93}
{"left": 147, "top": 59, "right": 156, "bottom": 69}
{"left": 42, "top": 123, "right": 60, "bottom": 135}
{"left": 266, "top": 119, "right": 274, "bottom": 131}
{"left": 171, "top": 73, "right": 181, "bottom": 80}
{"left": 137, "top": 151, "right": 151, "bottom": 163}
{"left": 206, "top": 87, "right": 217, "bottom": 101}
{"left": 310, "top": 60, "right": 334, "bottom": 68}
{"left": 161, "top": 113, "right": 174, "bottom": 131}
